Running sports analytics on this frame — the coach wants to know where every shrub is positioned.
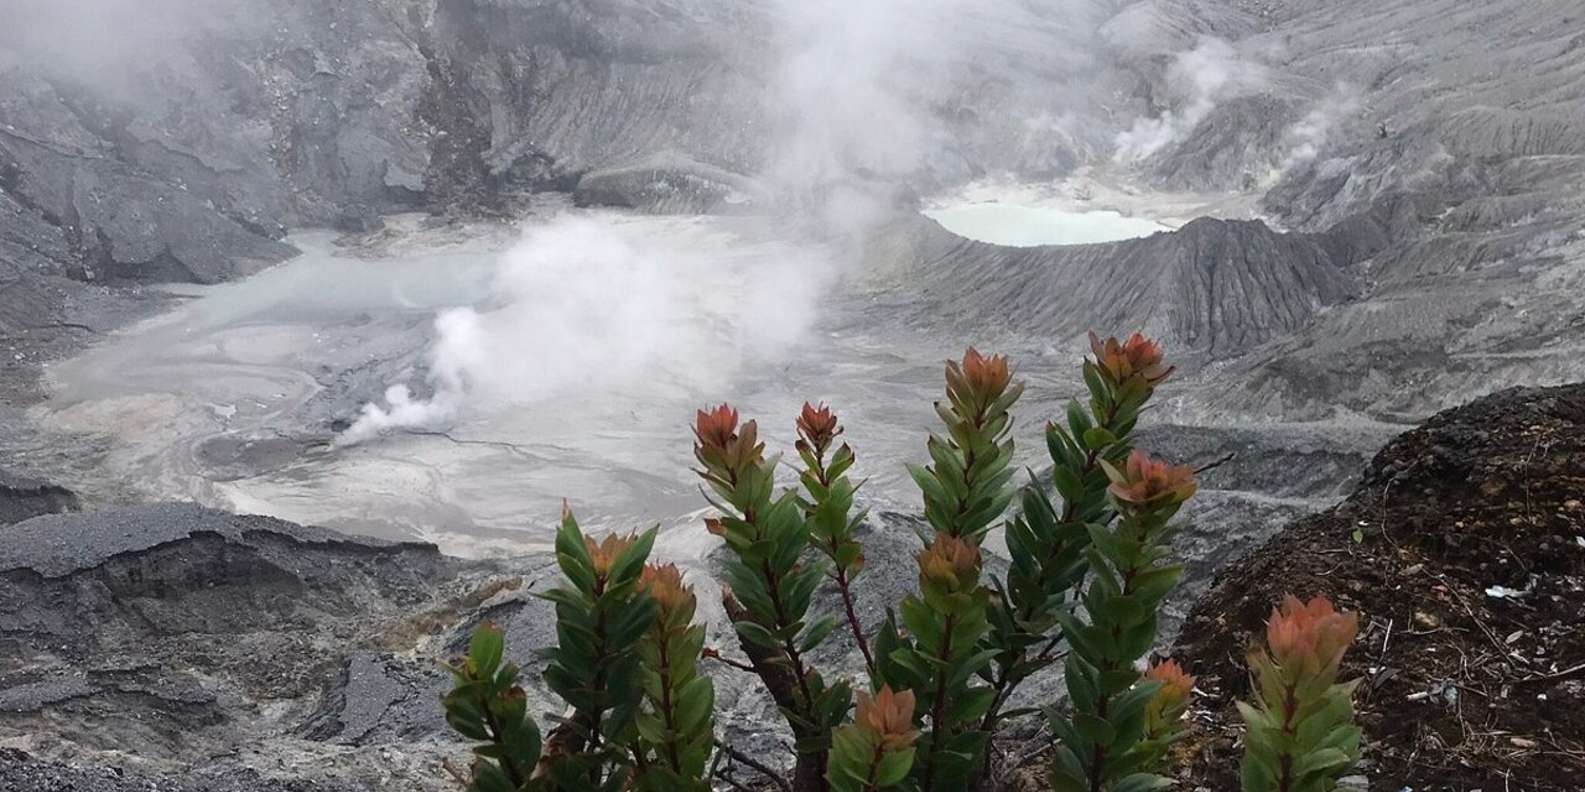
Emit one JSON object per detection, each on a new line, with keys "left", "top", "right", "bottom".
{"left": 440, "top": 334, "right": 1362, "bottom": 791}
{"left": 1238, "top": 596, "right": 1362, "bottom": 792}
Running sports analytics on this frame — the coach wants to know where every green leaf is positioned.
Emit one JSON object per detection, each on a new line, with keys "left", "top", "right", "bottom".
{"left": 1114, "top": 773, "right": 1174, "bottom": 792}
{"left": 1073, "top": 711, "right": 1116, "bottom": 745}
{"left": 734, "top": 619, "right": 782, "bottom": 650}
{"left": 799, "top": 614, "right": 840, "bottom": 654}
{"left": 609, "top": 526, "right": 658, "bottom": 584}
{"left": 875, "top": 748, "right": 916, "bottom": 787}
{"left": 907, "top": 462, "right": 949, "bottom": 503}
{"left": 1082, "top": 427, "right": 1117, "bottom": 450}
{"left": 469, "top": 625, "right": 505, "bottom": 676}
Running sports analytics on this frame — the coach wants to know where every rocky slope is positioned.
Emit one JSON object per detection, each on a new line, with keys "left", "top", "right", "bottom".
{"left": 885, "top": 212, "right": 1363, "bottom": 355}
{"left": 0, "top": 504, "right": 521, "bottom": 789}
{"left": 0, "top": 471, "right": 78, "bottom": 527}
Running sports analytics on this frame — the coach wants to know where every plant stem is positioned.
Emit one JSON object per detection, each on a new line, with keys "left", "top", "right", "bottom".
{"left": 835, "top": 566, "right": 877, "bottom": 676}
{"left": 763, "top": 560, "right": 819, "bottom": 715}
{"left": 920, "top": 611, "right": 957, "bottom": 792}
{"left": 479, "top": 691, "right": 528, "bottom": 788}
{"left": 1086, "top": 546, "right": 1143, "bottom": 792}
{"left": 981, "top": 398, "right": 1124, "bottom": 737}
{"left": 656, "top": 631, "right": 684, "bottom": 774}
{"left": 806, "top": 447, "right": 876, "bottom": 676}
{"left": 1276, "top": 680, "right": 1300, "bottom": 792}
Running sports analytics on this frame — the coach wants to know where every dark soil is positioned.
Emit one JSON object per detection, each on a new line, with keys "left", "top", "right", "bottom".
{"left": 1169, "top": 384, "right": 1585, "bottom": 790}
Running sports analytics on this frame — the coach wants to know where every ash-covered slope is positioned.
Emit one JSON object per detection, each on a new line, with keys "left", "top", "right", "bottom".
{"left": 830, "top": 0, "right": 1582, "bottom": 422}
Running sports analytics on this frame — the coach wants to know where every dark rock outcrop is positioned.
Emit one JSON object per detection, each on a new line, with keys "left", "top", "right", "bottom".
{"left": 0, "top": 470, "right": 78, "bottom": 526}
{"left": 0, "top": 504, "right": 460, "bottom": 757}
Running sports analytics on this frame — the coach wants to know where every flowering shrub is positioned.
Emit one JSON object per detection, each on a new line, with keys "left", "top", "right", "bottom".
{"left": 440, "top": 333, "right": 1363, "bottom": 791}
{"left": 828, "top": 686, "right": 919, "bottom": 792}
{"left": 1239, "top": 596, "right": 1362, "bottom": 792}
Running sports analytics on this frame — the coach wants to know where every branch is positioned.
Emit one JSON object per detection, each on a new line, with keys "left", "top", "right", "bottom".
{"left": 715, "top": 740, "right": 795, "bottom": 792}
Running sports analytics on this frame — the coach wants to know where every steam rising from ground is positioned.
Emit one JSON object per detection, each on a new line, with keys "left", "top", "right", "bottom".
{"left": 1114, "top": 37, "right": 1268, "bottom": 162}
{"left": 338, "top": 216, "right": 833, "bottom": 445}
{"left": 1278, "top": 84, "right": 1362, "bottom": 170}
{"left": 767, "top": 0, "right": 968, "bottom": 189}
{"left": 764, "top": 0, "right": 1026, "bottom": 236}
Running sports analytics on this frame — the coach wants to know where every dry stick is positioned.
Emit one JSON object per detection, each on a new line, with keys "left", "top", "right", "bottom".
{"left": 1193, "top": 451, "right": 1237, "bottom": 474}
{"left": 1377, "top": 461, "right": 1416, "bottom": 553}
{"left": 1515, "top": 660, "right": 1585, "bottom": 685}
{"left": 702, "top": 647, "right": 757, "bottom": 673}
{"left": 714, "top": 770, "right": 756, "bottom": 792}
{"left": 715, "top": 740, "right": 795, "bottom": 792}
{"left": 1433, "top": 572, "right": 1531, "bottom": 670}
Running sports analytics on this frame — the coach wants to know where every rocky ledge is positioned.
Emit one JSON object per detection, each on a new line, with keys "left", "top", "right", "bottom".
{"left": 1169, "top": 384, "right": 1585, "bottom": 791}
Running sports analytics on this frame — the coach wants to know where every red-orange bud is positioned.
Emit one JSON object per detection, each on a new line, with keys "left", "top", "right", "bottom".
{"left": 1088, "top": 331, "right": 1174, "bottom": 386}
{"left": 639, "top": 563, "right": 694, "bottom": 614}
{"left": 960, "top": 347, "right": 1012, "bottom": 396}
{"left": 1264, "top": 595, "right": 1359, "bottom": 677}
{"left": 796, "top": 402, "right": 842, "bottom": 456}
{"left": 855, "top": 685, "right": 917, "bottom": 751}
{"left": 694, "top": 404, "right": 739, "bottom": 450}
{"left": 584, "top": 532, "right": 639, "bottom": 576}
{"left": 1105, "top": 450, "right": 1198, "bottom": 505}
{"left": 916, "top": 534, "right": 981, "bottom": 592}
{"left": 1146, "top": 659, "right": 1196, "bottom": 704}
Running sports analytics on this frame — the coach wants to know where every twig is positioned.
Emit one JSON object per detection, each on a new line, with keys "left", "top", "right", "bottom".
{"left": 701, "top": 647, "right": 757, "bottom": 673}
{"left": 713, "top": 769, "right": 756, "bottom": 792}
{"left": 441, "top": 757, "right": 471, "bottom": 785}
{"left": 1433, "top": 573, "right": 1531, "bottom": 670}
{"left": 1514, "top": 661, "right": 1585, "bottom": 685}
{"left": 1378, "top": 461, "right": 1415, "bottom": 552}
{"left": 1193, "top": 451, "right": 1237, "bottom": 475}
{"left": 714, "top": 740, "right": 794, "bottom": 792}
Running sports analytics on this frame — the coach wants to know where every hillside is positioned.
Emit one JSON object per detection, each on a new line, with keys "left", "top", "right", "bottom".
{"left": 1171, "top": 384, "right": 1585, "bottom": 790}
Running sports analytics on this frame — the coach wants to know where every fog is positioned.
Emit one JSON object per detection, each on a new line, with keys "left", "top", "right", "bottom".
{"left": 1113, "top": 36, "right": 1269, "bottom": 163}
{"left": 338, "top": 215, "right": 837, "bottom": 445}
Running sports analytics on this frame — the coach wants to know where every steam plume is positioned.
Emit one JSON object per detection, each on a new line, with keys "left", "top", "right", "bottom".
{"left": 1113, "top": 37, "right": 1267, "bottom": 163}
{"left": 337, "top": 215, "right": 832, "bottom": 446}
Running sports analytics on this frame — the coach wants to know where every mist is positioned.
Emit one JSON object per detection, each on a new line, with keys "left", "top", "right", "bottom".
{"left": 1113, "top": 36, "right": 1268, "bottom": 163}
{"left": 337, "top": 215, "right": 836, "bottom": 445}
{"left": 1279, "top": 84, "right": 1363, "bottom": 170}
{"left": 0, "top": 0, "right": 229, "bottom": 88}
